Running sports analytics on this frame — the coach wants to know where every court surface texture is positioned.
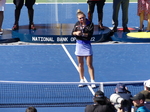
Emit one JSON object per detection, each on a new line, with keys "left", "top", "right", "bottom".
{"left": 0, "top": 3, "right": 150, "bottom": 112}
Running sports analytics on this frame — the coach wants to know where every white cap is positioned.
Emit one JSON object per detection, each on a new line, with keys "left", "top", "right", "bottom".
{"left": 144, "top": 79, "right": 150, "bottom": 85}
{"left": 145, "top": 79, "right": 150, "bottom": 87}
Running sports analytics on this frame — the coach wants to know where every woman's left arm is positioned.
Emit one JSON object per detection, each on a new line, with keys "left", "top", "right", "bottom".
{"left": 83, "top": 22, "right": 94, "bottom": 38}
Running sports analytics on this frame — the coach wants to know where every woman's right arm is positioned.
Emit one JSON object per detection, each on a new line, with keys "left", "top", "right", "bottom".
{"left": 72, "top": 23, "right": 78, "bottom": 35}
{"left": 72, "top": 22, "right": 82, "bottom": 36}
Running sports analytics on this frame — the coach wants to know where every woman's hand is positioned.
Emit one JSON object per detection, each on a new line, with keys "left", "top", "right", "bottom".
{"left": 73, "top": 31, "right": 82, "bottom": 36}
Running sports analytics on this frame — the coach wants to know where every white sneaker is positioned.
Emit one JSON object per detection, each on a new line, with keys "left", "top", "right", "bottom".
{"left": 0, "top": 31, "right": 3, "bottom": 35}
{"left": 91, "top": 84, "right": 96, "bottom": 88}
{"left": 91, "top": 80, "right": 96, "bottom": 88}
{"left": 78, "top": 80, "right": 85, "bottom": 87}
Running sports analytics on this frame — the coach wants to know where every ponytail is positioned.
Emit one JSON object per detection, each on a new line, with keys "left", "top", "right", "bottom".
{"left": 76, "top": 9, "right": 86, "bottom": 17}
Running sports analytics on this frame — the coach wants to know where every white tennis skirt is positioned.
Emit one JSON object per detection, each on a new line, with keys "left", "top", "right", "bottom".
{"left": 75, "top": 41, "right": 93, "bottom": 56}
{"left": 0, "top": 0, "right": 6, "bottom": 11}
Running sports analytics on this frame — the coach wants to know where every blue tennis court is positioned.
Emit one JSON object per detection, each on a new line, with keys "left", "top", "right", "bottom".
{"left": 0, "top": 44, "right": 150, "bottom": 82}
{"left": 0, "top": 44, "right": 149, "bottom": 112}
{"left": 0, "top": 2, "right": 150, "bottom": 112}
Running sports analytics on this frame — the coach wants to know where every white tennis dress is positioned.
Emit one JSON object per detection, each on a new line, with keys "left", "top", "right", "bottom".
{"left": 0, "top": 0, "right": 6, "bottom": 11}
{"left": 75, "top": 40, "right": 93, "bottom": 56}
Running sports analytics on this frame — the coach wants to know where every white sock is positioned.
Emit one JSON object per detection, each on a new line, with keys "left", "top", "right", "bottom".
{"left": 91, "top": 80, "right": 95, "bottom": 82}
{"left": 80, "top": 79, "right": 84, "bottom": 82}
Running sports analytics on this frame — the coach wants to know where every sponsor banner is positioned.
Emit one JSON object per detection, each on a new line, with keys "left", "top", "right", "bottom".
{"left": 16, "top": 34, "right": 109, "bottom": 43}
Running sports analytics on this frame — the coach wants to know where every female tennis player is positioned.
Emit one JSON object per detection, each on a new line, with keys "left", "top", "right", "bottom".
{"left": 0, "top": 0, "right": 6, "bottom": 35}
{"left": 12, "top": 0, "right": 36, "bottom": 30}
{"left": 72, "top": 9, "right": 96, "bottom": 88}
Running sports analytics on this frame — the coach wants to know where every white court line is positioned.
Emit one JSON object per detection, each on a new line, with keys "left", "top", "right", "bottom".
{"left": 61, "top": 44, "right": 95, "bottom": 95}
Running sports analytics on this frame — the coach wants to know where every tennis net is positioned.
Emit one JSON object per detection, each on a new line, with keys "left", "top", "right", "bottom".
{"left": 0, "top": 80, "right": 144, "bottom": 108}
